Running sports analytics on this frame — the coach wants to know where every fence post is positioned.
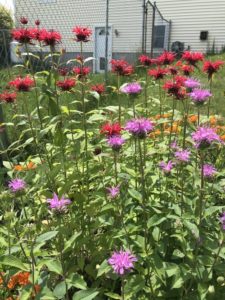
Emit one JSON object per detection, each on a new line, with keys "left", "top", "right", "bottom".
{"left": 105, "top": 0, "right": 109, "bottom": 84}
{"left": 150, "top": 2, "right": 156, "bottom": 58}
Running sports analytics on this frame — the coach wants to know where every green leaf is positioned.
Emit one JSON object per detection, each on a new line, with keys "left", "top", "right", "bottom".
{"left": 53, "top": 282, "right": 67, "bottom": 299}
{"left": 63, "top": 232, "right": 81, "bottom": 253}
{"left": 97, "top": 259, "right": 111, "bottom": 277}
{"left": 0, "top": 255, "right": 29, "bottom": 271}
{"left": 73, "top": 289, "right": 99, "bottom": 300}
{"left": 104, "top": 292, "right": 121, "bottom": 299}
{"left": 68, "top": 273, "right": 87, "bottom": 290}
{"left": 42, "top": 259, "right": 63, "bottom": 275}
{"left": 147, "top": 215, "right": 166, "bottom": 228}
{"left": 128, "top": 189, "right": 142, "bottom": 202}
{"left": 36, "top": 231, "right": 58, "bottom": 244}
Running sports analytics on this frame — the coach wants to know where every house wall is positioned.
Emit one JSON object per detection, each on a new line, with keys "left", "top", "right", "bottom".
{"left": 155, "top": 0, "right": 225, "bottom": 53}
{"left": 14, "top": 0, "right": 146, "bottom": 59}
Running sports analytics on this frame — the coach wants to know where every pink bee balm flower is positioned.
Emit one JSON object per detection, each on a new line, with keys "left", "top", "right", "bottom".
{"left": 8, "top": 179, "right": 26, "bottom": 192}
{"left": 184, "top": 78, "right": 201, "bottom": 90}
{"left": 189, "top": 89, "right": 212, "bottom": 105}
{"left": 107, "top": 135, "right": 125, "bottom": 151}
{"left": 192, "top": 127, "right": 221, "bottom": 149}
{"left": 107, "top": 186, "right": 120, "bottom": 198}
{"left": 159, "top": 161, "right": 174, "bottom": 174}
{"left": 174, "top": 149, "right": 190, "bottom": 162}
{"left": 220, "top": 212, "right": 225, "bottom": 230}
{"left": 108, "top": 250, "right": 137, "bottom": 275}
{"left": 120, "top": 82, "right": 142, "bottom": 95}
{"left": 47, "top": 193, "right": 71, "bottom": 212}
{"left": 203, "top": 164, "right": 217, "bottom": 178}
{"left": 125, "top": 118, "right": 154, "bottom": 139}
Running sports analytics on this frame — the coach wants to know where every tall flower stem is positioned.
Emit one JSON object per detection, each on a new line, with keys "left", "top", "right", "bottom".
{"left": 117, "top": 74, "right": 121, "bottom": 123}
{"left": 113, "top": 151, "right": 118, "bottom": 185}
{"left": 144, "top": 68, "right": 148, "bottom": 115}
{"left": 197, "top": 107, "right": 200, "bottom": 126}
{"left": 182, "top": 100, "right": 189, "bottom": 149}
{"left": 159, "top": 80, "right": 162, "bottom": 118}
{"left": 207, "top": 78, "right": 213, "bottom": 118}
{"left": 121, "top": 276, "right": 125, "bottom": 300}
{"left": 197, "top": 153, "right": 205, "bottom": 227}
{"left": 168, "top": 97, "right": 176, "bottom": 151}
{"left": 80, "top": 42, "right": 89, "bottom": 199}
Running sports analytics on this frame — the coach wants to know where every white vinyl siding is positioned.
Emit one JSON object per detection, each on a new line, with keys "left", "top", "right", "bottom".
{"left": 156, "top": 0, "right": 225, "bottom": 52}
{"left": 14, "top": 0, "right": 144, "bottom": 54}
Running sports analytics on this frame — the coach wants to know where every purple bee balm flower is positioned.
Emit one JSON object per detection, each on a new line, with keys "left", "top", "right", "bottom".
{"left": 170, "top": 140, "right": 179, "bottom": 151}
{"left": 203, "top": 164, "right": 217, "bottom": 178}
{"left": 192, "top": 127, "right": 221, "bottom": 149}
{"left": 120, "top": 82, "right": 142, "bottom": 95}
{"left": 125, "top": 118, "right": 154, "bottom": 139}
{"left": 184, "top": 78, "right": 201, "bottom": 90}
{"left": 159, "top": 160, "right": 174, "bottom": 174}
{"left": 47, "top": 193, "right": 71, "bottom": 212}
{"left": 189, "top": 89, "right": 212, "bottom": 105}
{"left": 220, "top": 212, "right": 225, "bottom": 230}
{"left": 107, "top": 186, "right": 120, "bottom": 198}
{"left": 108, "top": 250, "right": 137, "bottom": 275}
{"left": 174, "top": 149, "right": 190, "bottom": 162}
{"left": 8, "top": 179, "right": 26, "bottom": 192}
{"left": 107, "top": 135, "right": 125, "bottom": 151}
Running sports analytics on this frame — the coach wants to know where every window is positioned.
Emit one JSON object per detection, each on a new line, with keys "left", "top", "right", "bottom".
{"left": 38, "top": 0, "right": 57, "bottom": 4}
{"left": 153, "top": 25, "right": 166, "bottom": 48}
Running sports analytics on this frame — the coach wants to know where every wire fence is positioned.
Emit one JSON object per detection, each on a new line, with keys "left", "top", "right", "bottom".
{"left": 0, "top": 0, "right": 171, "bottom": 74}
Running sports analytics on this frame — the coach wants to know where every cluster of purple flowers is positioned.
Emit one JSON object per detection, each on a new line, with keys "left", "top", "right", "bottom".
{"left": 107, "top": 186, "right": 120, "bottom": 198}
{"left": 184, "top": 78, "right": 201, "bottom": 90}
{"left": 8, "top": 179, "right": 26, "bottom": 192}
{"left": 107, "top": 135, "right": 125, "bottom": 151}
{"left": 47, "top": 193, "right": 71, "bottom": 212}
{"left": 189, "top": 89, "right": 212, "bottom": 105}
{"left": 203, "top": 164, "right": 217, "bottom": 178}
{"left": 120, "top": 82, "right": 142, "bottom": 96}
{"left": 108, "top": 250, "right": 137, "bottom": 275}
{"left": 125, "top": 118, "right": 154, "bottom": 139}
{"left": 192, "top": 127, "right": 221, "bottom": 149}
{"left": 159, "top": 161, "right": 174, "bottom": 174}
{"left": 220, "top": 213, "right": 225, "bottom": 230}
{"left": 174, "top": 149, "right": 191, "bottom": 163}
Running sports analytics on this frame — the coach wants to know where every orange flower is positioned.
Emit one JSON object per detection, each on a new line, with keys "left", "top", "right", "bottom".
{"left": 220, "top": 134, "right": 225, "bottom": 141}
{"left": 209, "top": 116, "right": 217, "bottom": 126}
{"left": 149, "top": 129, "right": 161, "bottom": 138}
{"left": 14, "top": 161, "right": 37, "bottom": 171}
{"left": 188, "top": 115, "right": 198, "bottom": 123}
{"left": 7, "top": 272, "right": 30, "bottom": 289}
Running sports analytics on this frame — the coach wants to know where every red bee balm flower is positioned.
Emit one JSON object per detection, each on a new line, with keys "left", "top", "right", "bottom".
{"left": 181, "top": 64, "right": 194, "bottom": 76}
{"left": 72, "top": 26, "right": 92, "bottom": 42}
{"left": 91, "top": 84, "right": 105, "bottom": 95}
{"left": 39, "top": 29, "right": 61, "bottom": 46}
{"left": 158, "top": 51, "right": 175, "bottom": 65}
{"left": 203, "top": 60, "right": 224, "bottom": 79}
{"left": 100, "top": 122, "right": 122, "bottom": 136}
{"left": 111, "top": 59, "right": 134, "bottom": 76}
{"left": 20, "top": 17, "right": 28, "bottom": 25}
{"left": 163, "top": 80, "right": 182, "bottom": 96}
{"left": 56, "top": 78, "right": 76, "bottom": 91}
{"left": 12, "top": 28, "right": 35, "bottom": 44}
{"left": 9, "top": 76, "right": 34, "bottom": 92}
{"left": 182, "top": 51, "right": 204, "bottom": 66}
{"left": 73, "top": 66, "right": 91, "bottom": 77}
{"left": 139, "top": 54, "right": 152, "bottom": 67}
{"left": 148, "top": 68, "right": 167, "bottom": 80}
{"left": 0, "top": 91, "right": 17, "bottom": 103}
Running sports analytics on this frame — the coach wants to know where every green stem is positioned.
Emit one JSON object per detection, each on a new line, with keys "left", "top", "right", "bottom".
{"left": 118, "top": 74, "right": 121, "bottom": 123}
{"left": 121, "top": 276, "right": 125, "bottom": 300}
{"left": 114, "top": 151, "right": 118, "bottom": 185}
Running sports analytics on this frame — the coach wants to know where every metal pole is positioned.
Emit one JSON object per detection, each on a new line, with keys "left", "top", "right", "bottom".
{"left": 150, "top": 2, "right": 156, "bottom": 58}
{"left": 105, "top": 0, "right": 109, "bottom": 83}
{"left": 142, "top": 0, "right": 146, "bottom": 53}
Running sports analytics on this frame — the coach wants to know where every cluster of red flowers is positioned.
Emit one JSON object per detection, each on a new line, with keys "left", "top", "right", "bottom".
{"left": 182, "top": 51, "right": 204, "bottom": 66}
{"left": 73, "top": 66, "right": 91, "bottom": 78}
{"left": 91, "top": 84, "right": 105, "bottom": 95}
{"left": 12, "top": 28, "right": 36, "bottom": 44}
{"left": 56, "top": 78, "right": 76, "bottom": 91}
{"left": 0, "top": 91, "right": 17, "bottom": 103}
{"left": 110, "top": 59, "right": 134, "bottom": 76}
{"left": 163, "top": 78, "right": 186, "bottom": 100}
{"left": 148, "top": 67, "right": 167, "bottom": 80}
{"left": 72, "top": 26, "right": 92, "bottom": 42}
{"left": 157, "top": 51, "right": 176, "bottom": 65}
{"left": 139, "top": 55, "right": 153, "bottom": 67}
{"left": 38, "top": 29, "right": 62, "bottom": 47}
{"left": 9, "top": 76, "right": 35, "bottom": 92}
{"left": 100, "top": 122, "right": 123, "bottom": 136}
{"left": 203, "top": 60, "right": 224, "bottom": 79}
